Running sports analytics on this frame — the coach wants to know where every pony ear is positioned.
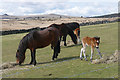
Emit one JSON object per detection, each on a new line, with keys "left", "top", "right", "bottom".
{"left": 98, "top": 37, "right": 100, "bottom": 40}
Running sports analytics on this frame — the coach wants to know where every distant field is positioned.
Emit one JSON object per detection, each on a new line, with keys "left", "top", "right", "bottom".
{"left": 1, "top": 17, "right": 118, "bottom": 31}
{"left": 2, "top": 22, "right": 118, "bottom": 78}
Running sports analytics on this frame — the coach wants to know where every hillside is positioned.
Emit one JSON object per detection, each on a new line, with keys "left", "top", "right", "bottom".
{"left": 0, "top": 13, "right": 119, "bottom": 20}
{"left": 89, "top": 13, "right": 119, "bottom": 18}
{"left": 0, "top": 14, "right": 72, "bottom": 20}
{"left": 1, "top": 13, "right": 118, "bottom": 31}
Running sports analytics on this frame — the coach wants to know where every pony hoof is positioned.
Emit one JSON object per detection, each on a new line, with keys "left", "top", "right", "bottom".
{"left": 19, "top": 62, "right": 21, "bottom": 66}
{"left": 33, "top": 63, "right": 36, "bottom": 66}
{"left": 29, "top": 62, "right": 33, "bottom": 65}
{"left": 51, "top": 59, "right": 54, "bottom": 61}
{"left": 33, "top": 61, "right": 37, "bottom": 66}
{"left": 29, "top": 63, "right": 32, "bottom": 65}
{"left": 64, "top": 43, "right": 67, "bottom": 46}
{"left": 90, "top": 60, "right": 92, "bottom": 62}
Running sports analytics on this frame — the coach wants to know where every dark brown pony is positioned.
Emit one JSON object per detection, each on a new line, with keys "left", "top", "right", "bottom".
{"left": 16, "top": 24, "right": 61, "bottom": 66}
{"left": 60, "top": 22, "right": 80, "bottom": 46}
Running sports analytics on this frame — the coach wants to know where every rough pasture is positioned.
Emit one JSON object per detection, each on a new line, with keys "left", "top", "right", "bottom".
{"left": 1, "top": 22, "right": 118, "bottom": 78}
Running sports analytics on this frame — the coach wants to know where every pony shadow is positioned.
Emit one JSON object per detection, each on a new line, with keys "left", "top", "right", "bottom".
{"left": 21, "top": 56, "right": 80, "bottom": 66}
{"left": 64, "top": 44, "right": 81, "bottom": 48}
{"left": 54, "top": 56, "right": 79, "bottom": 62}
{"left": 37, "top": 56, "right": 80, "bottom": 65}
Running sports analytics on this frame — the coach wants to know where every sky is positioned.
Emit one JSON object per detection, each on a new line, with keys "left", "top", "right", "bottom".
{"left": 0, "top": 0, "right": 119, "bottom": 17}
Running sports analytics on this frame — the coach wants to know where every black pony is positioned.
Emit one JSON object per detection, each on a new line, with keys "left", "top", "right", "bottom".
{"left": 16, "top": 24, "right": 61, "bottom": 66}
{"left": 60, "top": 22, "right": 80, "bottom": 46}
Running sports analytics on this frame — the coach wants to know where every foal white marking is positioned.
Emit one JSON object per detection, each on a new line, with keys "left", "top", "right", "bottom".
{"left": 97, "top": 40, "right": 99, "bottom": 43}
{"left": 80, "top": 41, "right": 87, "bottom": 60}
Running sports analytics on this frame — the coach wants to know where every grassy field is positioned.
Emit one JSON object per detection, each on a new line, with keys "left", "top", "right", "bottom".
{"left": 2, "top": 22, "right": 118, "bottom": 78}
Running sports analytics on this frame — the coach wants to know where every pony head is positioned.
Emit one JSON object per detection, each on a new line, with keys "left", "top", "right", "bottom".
{"left": 94, "top": 37, "right": 100, "bottom": 48}
{"left": 16, "top": 49, "right": 25, "bottom": 65}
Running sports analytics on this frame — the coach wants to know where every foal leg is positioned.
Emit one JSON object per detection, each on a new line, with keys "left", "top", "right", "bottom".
{"left": 90, "top": 47, "right": 94, "bottom": 62}
{"left": 96, "top": 48, "right": 102, "bottom": 58}
{"left": 83, "top": 47, "right": 87, "bottom": 61}
{"left": 80, "top": 48, "right": 83, "bottom": 60}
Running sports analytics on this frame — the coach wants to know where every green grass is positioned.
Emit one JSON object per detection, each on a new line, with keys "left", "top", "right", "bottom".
{"left": 2, "top": 22, "right": 118, "bottom": 78}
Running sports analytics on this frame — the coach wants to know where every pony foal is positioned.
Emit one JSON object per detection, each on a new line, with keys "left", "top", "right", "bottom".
{"left": 80, "top": 36, "right": 102, "bottom": 62}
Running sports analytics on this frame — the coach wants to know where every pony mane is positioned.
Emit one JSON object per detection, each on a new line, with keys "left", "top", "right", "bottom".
{"left": 65, "top": 22, "right": 80, "bottom": 29}
{"left": 17, "top": 31, "right": 36, "bottom": 62}
{"left": 49, "top": 24, "right": 60, "bottom": 29}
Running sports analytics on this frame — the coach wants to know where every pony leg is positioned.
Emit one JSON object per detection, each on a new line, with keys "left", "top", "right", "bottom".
{"left": 33, "top": 49, "right": 37, "bottom": 66}
{"left": 30, "top": 49, "right": 37, "bottom": 66}
{"left": 29, "top": 49, "right": 34, "bottom": 64}
{"left": 52, "top": 40, "right": 60, "bottom": 60}
{"left": 59, "top": 36, "right": 62, "bottom": 41}
{"left": 96, "top": 48, "right": 102, "bottom": 58}
{"left": 63, "top": 35, "right": 67, "bottom": 46}
{"left": 52, "top": 47, "right": 56, "bottom": 60}
{"left": 90, "top": 47, "right": 94, "bottom": 62}
{"left": 52, "top": 51, "right": 55, "bottom": 61}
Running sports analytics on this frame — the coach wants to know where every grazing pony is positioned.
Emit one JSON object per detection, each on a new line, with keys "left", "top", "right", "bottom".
{"left": 60, "top": 22, "right": 80, "bottom": 46}
{"left": 80, "top": 36, "right": 102, "bottom": 62}
{"left": 59, "top": 23, "right": 78, "bottom": 46}
{"left": 16, "top": 24, "right": 61, "bottom": 66}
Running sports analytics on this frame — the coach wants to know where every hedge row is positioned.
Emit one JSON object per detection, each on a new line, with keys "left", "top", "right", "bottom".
{"left": 79, "top": 19, "right": 118, "bottom": 26}
{"left": 1, "top": 27, "right": 47, "bottom": 35}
